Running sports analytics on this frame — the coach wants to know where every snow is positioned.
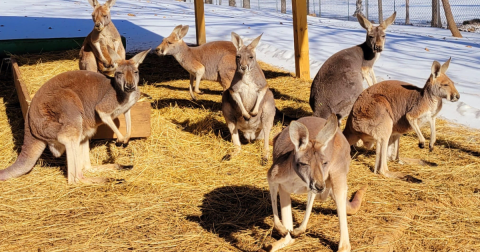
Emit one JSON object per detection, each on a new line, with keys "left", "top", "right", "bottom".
{"left": 1, "top": 0, "right": 479, "bottom": 128}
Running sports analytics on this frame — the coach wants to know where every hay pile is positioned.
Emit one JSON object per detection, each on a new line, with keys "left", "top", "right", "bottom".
{"left": 0, "top": 51, "right": 479, "bottom": 251}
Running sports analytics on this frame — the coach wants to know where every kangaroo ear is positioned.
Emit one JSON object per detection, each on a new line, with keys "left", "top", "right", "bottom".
{"left": 431, "top": 60, "right": 442, "bottom": 79}
{"left": 88, "top": 0, "right": 99, "bottom": 8}
{"left": 172, "top": 25, "right": 183, "bottom": 39}
{"left": 315, "top": 114, "right": 338, "bottom": 152}
{"left": 248, "top": 33, "right": 263, "bottom": 50}
{"left": 231, "top": 32, "right": 243, "bottom": 51}
{"left": 177, "top": 25, "right": 189, "bottom": 40}
{"left": 441, "top": 57, "right": 451, "bottom": 74}
{"left": 289, "top": 121, "right": 310, "bottom": 152}
{"left": 107, "top": 46, "right": 122, "bottom": 66}
{"left": 105, "top": 0, "right": 117, "bottom": 8}
{"left": 381, "top": 11, "right": 397, "bottom": 28}
{"left": 357, "top": 13, "right": 372, "bottom": 30}
{"left": 130, "top": 48, "right": 151, "bottom": 67}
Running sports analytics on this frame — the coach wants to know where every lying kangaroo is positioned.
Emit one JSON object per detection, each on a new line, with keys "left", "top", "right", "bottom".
{"left": 267, "top": 114, "right": 367, "bottom": 252}
{"left": 79, "top": 0, "right": 125, "bottom": 76}
{"left": 343, "top": 59, "right": 459, "bottom": 180}
{"left": 221, "top": 32, "right": 275, "bottom": 165}
{"left": 0, "top": 48, "right": 150, "bottom": 184}
{"left": 309, "top": 12, "right": 396, "bottom": 122}
{"left": 155, "top": 25, "right": 237, "bottom": 100}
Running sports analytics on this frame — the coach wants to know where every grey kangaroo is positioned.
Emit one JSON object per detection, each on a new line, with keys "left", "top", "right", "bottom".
{"left": 79, "top": 0, "right": 126, "bottom": 76}
{"left": 309, "top": 12, "right": 396, "bottom": 122}
{"left": 0, "top": 48, "right": 150, "bottom": 184}
{"left": 155, "top": 25, "right": 237, "bottom": 100}
{"left": 221, "top": 32, "right": 275, "bottom": 165}
{"left": 343, "top": 59, "right": 459, "bottom": 181}
{"left": 267, "top": 114, "right": 367, "bottom": 252}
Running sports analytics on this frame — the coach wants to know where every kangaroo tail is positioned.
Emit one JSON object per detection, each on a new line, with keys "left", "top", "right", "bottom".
{"left": 0, "top": 115, "right": 46, "bottom": 181}
{"left": 346, "top": 185, "right": 368, "bottom": 215}
{"left": 274, "top": 107, "right": 297, "bottom": 126}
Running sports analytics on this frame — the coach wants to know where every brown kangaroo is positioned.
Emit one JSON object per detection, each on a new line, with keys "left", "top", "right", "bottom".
{"left": 267, "top": 114, "right": 367, "bottom": 252}
{"left": 79, "top": 0, "right": 125, "bottom": 76}
{"left": 155, "top": 25, "right": 237, "bottom": 100}
{"left": 0, "top": 48, "right": 150, "bottom": 184}
{"left": 221, "top": 32, "right": 275, "bottom": 165}
{"left": 343, "top": 59, "right": 459, "bottom": 181}
{"left": 309, "top": 12, "right": 396, "bottom": 122}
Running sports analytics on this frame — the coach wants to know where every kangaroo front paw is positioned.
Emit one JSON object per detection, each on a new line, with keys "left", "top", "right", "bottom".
{"left": 250, "top": 110, "right": 259, "bottom": 117}
{"left": 194, "top": 89, "right": 204, "bottom": 94}
{"left": 418, "top": 142, "right": 425, "bottom": 149}
{"left": 429, "top": 143, "right": 435, "bottom": 152}
{"left": 243, "top": 114, "right": 251, "bottom": 121}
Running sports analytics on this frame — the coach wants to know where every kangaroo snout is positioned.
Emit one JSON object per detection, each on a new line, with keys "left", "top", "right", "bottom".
{"left": 374, "top": 44, "right": 383, "bottom": 52}
{"left": 450, "top": 93, "right": 460, "bottom": 102}
{"left": 311, "top": 181, "right": 325, "bottom": 193}
{"left": 240, "top": 65, "right": 247, "bottom": 71}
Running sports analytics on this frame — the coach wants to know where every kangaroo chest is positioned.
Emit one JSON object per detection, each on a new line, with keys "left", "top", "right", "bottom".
{"left": 234, "top": 75, "right": 262, "bottom": 112}
{"left": 111, "top": 92, "right": 139, "bottom": 119}
{"left": 417, "top": 99, "right": 442, "bottom": 126}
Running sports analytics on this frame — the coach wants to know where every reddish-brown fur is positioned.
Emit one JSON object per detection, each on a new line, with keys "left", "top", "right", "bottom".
{"left": 155, "top": 25, "right": 236, "bottom": 100}
{"left": 79, "top": 0, "right": 125, "bottom": 76}
{"left": 343, "top": 59, "right": 459, "bottom": 179}
{"left": 267, "top": 115, "right": 367, "bottom": 252}
{"left": 0, "top": 49, "right": 150, "bottom": 184}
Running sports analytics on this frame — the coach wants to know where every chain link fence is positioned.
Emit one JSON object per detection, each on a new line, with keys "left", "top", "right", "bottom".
{"left": 192, "top": 0, "right": 480, "bottom": 29}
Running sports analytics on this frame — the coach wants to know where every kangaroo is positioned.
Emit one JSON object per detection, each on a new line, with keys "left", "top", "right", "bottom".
{"left": 0, "top": 48, "right": 150, "bottom": 184}
{"left": 221, "top": 32, "right": 275, "bottom": 165}
{"left": 155, "top": 25, "right": 237, "bottom": 100}
{"left": 343, "top": 59, "right": 459, "bottom": 181}
{"left": 267, "top": 114, "right": 367, "bottom": 252}
{"left": 309, "top": 12, "right": 396, "bottom": 122}
{"left": 79, "top": 0, "right": 126, "bottom": 76}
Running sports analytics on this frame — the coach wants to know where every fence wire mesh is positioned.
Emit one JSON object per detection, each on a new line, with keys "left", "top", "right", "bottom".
{"left": 193, "top": 0, "right": 480, "bottom": 29}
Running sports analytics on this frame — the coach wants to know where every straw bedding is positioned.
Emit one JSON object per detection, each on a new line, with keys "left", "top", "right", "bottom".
{"left": 0, "top": 51, "right": 478, "bottom": 251}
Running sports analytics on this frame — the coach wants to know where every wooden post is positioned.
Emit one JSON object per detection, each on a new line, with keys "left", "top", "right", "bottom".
{"left": 292, "top": 0, "right": 311, "bottom": 80}
{"left": 194, "top": 0, "right": 206, "bottom": 45}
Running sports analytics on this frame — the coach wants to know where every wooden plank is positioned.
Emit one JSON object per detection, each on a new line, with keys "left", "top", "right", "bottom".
{"left": 10, "top": 58, "right": 31, "bottom": 119}
{"left": 11, "top": 58, "right": 151, "bottom": 139}
{"left": 194, "top": 0, "right": 207, "bottom": 45}
{"left": 93, "top": 101, "right": 151, "bottom": 139}
{"left": 292, "top": 0, "right": 311, "bottom": 80}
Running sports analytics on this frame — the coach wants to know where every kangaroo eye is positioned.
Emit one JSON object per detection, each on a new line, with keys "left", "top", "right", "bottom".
{"left": 167, "top": 41, "right": 172, "bottom": 45}
{"left": 134, "top": 71, "right": 139, "bottom": 74}
{"left": 103, "top": 15, "right": 107, "bottom": 17}
{"left": 116, "top": 72, "right": 123, "bottom": 75}
{"left": 236, "top": 55, "right": 241, "bottom": 59}
{"left": 323, "top": 161, "right": 329, "bottom": 166}
{"left": 369, "top": 35, "right": 374, "bottom": 38}
{"left": 382, "top": 35, "right": 386, "bottom": 38}
{"left": 249, "top": 56, "right": 254, "bottom": 59}
{"left": 441, "top": 83, "right": 449, "bottom": 87}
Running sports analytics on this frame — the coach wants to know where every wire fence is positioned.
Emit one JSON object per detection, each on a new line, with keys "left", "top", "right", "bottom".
{"left": 195, "top": 0, "right": 480, "bottom": 28}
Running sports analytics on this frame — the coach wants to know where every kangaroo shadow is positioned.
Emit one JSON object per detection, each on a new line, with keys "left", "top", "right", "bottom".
{"left": 137, "top": 53, "right": 190, "bottom": 84}
{"left": 172, "top": 116, "right": 231, "bottom": 141}
{"left": 434, "top": 138, "right": 480, "bottom": 158}
{"left": 262, "top": 69, "right": 292, "bottom": 79}
{"left": 156, "top": 84, "right": 223, "bottom": 96}
{"left": 186, "top": 185, "right": 341, "bottom": 251}
{"left": 151, "top": 98, "right": 222, "bottom": 111}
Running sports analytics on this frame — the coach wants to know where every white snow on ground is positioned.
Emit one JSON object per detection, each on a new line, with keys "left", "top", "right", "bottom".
{"left": 1, "top": 0, "right": 479, "bottom": 128}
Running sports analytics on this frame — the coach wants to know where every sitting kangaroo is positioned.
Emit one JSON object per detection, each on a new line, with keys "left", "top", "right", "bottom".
{"left": 155, "top": 25, "right": 237, "bottom": 100}
{"left": 343, "top": 59, "right": 459, "bottom": 181}
{"left": 309, "top": 12, "right": 396, "bottom": 122}
{"left": 267, "top": 114, "right": 367, "bottom": 252}
{"left": 221, "top": 32, "right": 275, "bottom": 165}
{"left": 0, "top": 48, "right": 150, "bottom": 184}
{"left": 79, "top": 0, "right": 125, "bottom": 76}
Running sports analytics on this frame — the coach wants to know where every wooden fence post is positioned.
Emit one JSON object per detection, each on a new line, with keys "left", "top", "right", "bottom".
{"left": 292, "top": 0, "right": 311, "bottom": 80}
{"left": 194, "top": 0, "right": 207, "bottom": 45}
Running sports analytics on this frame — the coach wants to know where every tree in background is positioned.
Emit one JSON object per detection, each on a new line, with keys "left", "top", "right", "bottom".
{"left": 205, "top": 0, "right": 212, "bottom": 4}
{"left": 378, "top": 0, "right": 383, "bottom": 22}
{"left": 432, "top": 0, "right": 442, "bottom": 27}
{"left": 307, "top": 0, "right": 310, "bottom": 14}
{"left": 353, "top": 0, "right": 363, "bottom": 17}
{"left": 229, "top": 0, "right": 235, "bottom": 7}
{"left": 441, "top": 0, "right": 463, "bottom": 37}
{"left": 405, "top": 0, "right": 410, "bottom": 24}
{"left": 281, "top": 0, "right": 286, "bottom": 13}
{"left": 243, "top": 0, "right": 250, "bottom": 9}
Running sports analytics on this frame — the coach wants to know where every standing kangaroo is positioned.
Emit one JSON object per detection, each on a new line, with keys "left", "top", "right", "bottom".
{"left": 221, "top": 32, "right": 275, "bottom": 165}
{"left": 343, "top": 59, "right": 459, "bottom": 181}
{"left": 0, "top": 48, "right": 150, "bottom": 184}
{"left": 267, "top": 114, "right": 367, "bottom": 252}
{"left": 155, "top": 25, "right": 237, "bottom": 100}
{"left": 79, "top": 0, "right": 125, "bottom": 76}
{"left": 309, "top": 12, "right": 396, "bottom": 122}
